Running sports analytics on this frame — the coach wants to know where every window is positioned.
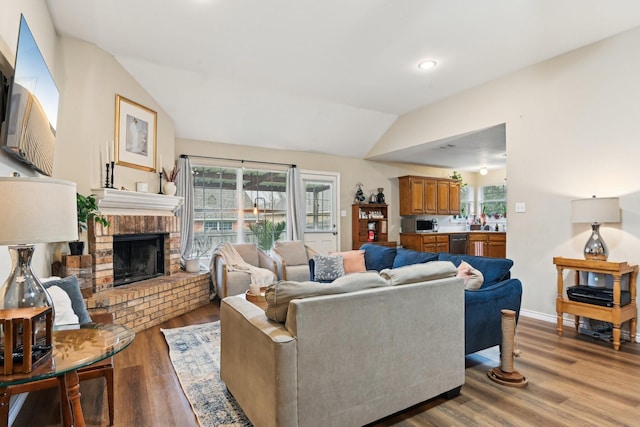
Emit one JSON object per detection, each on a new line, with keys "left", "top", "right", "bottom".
{"left": 304, "top": 180, "right": 333, "bottom": 231}
{"left": 479, "top": 184, "right": 507, "bottom": 218}
{"left": 192, "top": 165, "right": 287, "bottom": 251}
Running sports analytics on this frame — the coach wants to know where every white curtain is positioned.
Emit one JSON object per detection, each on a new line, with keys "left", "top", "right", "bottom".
{"left": 176, "top": 156, "right": 194, "bottom": 265}
{"left": 286, "top": 166, "right": 305, "bottom": 241}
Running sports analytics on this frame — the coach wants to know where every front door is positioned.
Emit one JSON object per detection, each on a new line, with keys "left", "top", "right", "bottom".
{"left": 301, "top": 171, "right": 339, "bottom": 254}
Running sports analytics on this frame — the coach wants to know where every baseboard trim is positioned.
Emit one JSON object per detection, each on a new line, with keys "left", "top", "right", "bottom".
{"left": 519, "top": 309, "right": 638, "bottom": 343}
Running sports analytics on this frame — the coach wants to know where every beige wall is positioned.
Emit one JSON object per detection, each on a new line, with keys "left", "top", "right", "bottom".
{"left": 371, "top": 26, "right": 640, "bottom": 320}
{"left": 0, "top": 2, "right": 176, "bottom": 279}
{"left": 176, "top": 138, "right": 456, "bottom": 251}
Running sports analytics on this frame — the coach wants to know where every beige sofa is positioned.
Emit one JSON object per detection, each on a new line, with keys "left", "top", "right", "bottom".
{"left": 220, "top": 271, "right": 465, "bottom": 427}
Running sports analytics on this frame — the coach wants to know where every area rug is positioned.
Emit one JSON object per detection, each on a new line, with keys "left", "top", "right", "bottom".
{"left": 161, "top": 322, "right": 252, "bottom": 427}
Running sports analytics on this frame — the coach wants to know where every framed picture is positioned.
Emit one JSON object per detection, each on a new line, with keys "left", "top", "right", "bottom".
{"left": 114, "top": 95, "right": 157, "bottom": 172}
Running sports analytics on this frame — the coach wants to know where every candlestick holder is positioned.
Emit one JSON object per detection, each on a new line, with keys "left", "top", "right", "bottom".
{"left": 158, "top": 171, "right": 163, "bottom": 194}
{"left": 105, "top": 163, "right": 111, "bottom": 188}
{"left": 110, "top": 161, "right": 115, "bottom": 189}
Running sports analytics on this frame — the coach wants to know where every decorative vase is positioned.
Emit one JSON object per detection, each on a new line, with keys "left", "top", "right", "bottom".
{"left": 185, "top": 258, "right": 200, "bottom": 273}
{"left": 69, "top": 241, "right": 85, "bottom": 255}
{"left": 163, "top": 182, "right": 177, "bottom": 196}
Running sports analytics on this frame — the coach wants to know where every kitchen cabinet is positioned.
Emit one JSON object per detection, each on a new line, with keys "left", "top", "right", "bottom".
{"left": 399, "top": 175, "right": 459, "bottom": 216}
{"left": 468, "top": 233, "right": 506, "bottom": 258}
{"left": 352, "top": 204, "right": 395, "bottom": 249}
{"left": 399, "top": 233, "right": 449, "bottom": 253}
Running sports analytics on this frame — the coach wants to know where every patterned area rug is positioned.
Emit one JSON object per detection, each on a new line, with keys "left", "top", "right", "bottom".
{"left": 161, "top": 322, "right": 252, "bottom": 427}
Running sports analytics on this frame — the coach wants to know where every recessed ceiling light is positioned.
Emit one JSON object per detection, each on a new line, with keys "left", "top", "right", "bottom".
{"left": 418, "top": 59, "right": 438, "bottom": 71}
{"left": 480, "top": 167, "right": 488, "bottom": 176}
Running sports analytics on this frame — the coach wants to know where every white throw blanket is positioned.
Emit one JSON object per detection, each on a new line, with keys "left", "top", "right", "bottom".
{"left": 210, "top": 242, "right": 276, "bottom": 297}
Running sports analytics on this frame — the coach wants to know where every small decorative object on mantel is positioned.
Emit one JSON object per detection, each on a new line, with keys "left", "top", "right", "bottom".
{"left": 162, "top": 164, "right": 179, "bottom": 196}
{"left": 72, "top": 193, "right": 110, "bottom": 255}
{"left": 354, "top": 182, "right": 366, "bottom": 204}
{"left": 376, "top": 187, "right": 385, "bottom": 204}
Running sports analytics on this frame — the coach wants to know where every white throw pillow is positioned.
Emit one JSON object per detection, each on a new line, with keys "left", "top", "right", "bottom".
{"left": 47, "top": 285, "right": 80, "bottom": 325}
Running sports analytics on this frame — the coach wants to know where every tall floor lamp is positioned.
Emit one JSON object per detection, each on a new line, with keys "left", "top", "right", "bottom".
{"left": 0, "top": 177, "right": 78, "bottom": 353}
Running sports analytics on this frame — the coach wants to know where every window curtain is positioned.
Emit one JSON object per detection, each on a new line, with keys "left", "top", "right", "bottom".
{"left": 176, "top": 156, "right": 194, "bottom": 265}
{"left": 286, "top": 166, "right": 305, "bottom": 241}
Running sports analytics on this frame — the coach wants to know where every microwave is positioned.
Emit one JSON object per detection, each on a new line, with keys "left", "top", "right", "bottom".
{"left": 401, "top": 217, "right": 436, "bottom": 233}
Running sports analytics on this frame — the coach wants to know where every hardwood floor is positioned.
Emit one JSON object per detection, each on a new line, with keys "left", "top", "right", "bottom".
{"left": 12, "top": 301, "right": 640, "bottom": 427}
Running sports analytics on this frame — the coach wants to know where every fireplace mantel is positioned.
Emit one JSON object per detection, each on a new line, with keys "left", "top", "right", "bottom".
{"left": 92, "top": 188, "right": 183, "bottom": 216}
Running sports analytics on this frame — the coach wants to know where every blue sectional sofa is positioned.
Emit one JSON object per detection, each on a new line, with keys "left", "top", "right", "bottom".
{"left": 360, "top": 243, "right": 523, "bottom": 355}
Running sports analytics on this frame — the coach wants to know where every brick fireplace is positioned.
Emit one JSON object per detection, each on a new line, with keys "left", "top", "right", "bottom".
{"left": 84, "top": 189, "right": 210, "bottom": 332}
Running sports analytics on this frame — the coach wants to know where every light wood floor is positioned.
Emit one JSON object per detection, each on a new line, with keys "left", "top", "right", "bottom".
{"left": 12, "top": 301, "right": 640, "bottom": 427}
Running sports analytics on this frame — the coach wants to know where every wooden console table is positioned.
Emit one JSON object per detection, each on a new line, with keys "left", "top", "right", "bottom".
{"left": 554, "top": 257, "right": 637, "bottom": 350}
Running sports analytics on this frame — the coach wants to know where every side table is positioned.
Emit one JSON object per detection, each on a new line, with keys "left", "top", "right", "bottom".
{"left": 0, "top": 322, "right": 135, "bottom": 427}
{"left": 554, "top": 257, "right": 637, "bottom": 350}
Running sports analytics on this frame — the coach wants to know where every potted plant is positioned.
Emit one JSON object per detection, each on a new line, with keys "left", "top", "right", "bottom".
{"left": 70, "top": 193, "right": 110, "bottom": 255}
{"left": 162, "top": 164, "right": 179, "bottom": 195}
{"left": 185, "top": 235, "right": 214, "bottom": 273}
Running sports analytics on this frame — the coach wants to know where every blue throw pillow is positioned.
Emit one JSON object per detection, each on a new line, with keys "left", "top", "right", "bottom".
{"left": 43, "top": 275, "right": 92, "bottom": 324}
{"left": 392, "top": 248, "right": 439, "bottom": 268}
{"left": 360, "top": 243, "right": 397, "bottom": 272}
{"left": 437, "top": 253, "right": 513, "bottom": 286}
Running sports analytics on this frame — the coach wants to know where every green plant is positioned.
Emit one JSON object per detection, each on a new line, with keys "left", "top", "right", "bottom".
{"left": 249, "top": 219, "right": 286, "bottom": 251}
{"left": 76, "top": 193, "right": 110, "bottom": 235}
{"left": 450, "top": 171, "right": 467, "bottom": 188}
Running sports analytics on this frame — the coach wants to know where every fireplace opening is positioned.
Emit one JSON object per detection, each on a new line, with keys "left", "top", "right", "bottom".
{"left": 113, "top": 233, "right": 165, "bottom": 287}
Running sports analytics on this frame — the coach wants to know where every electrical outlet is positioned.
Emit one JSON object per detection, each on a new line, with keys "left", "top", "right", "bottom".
{"left": 515, "top": 202, "right": 526, "bottom": 213}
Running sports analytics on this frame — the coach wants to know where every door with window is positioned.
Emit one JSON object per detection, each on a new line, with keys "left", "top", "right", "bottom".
{"left": 301, "top": 172, "right": 339, "bottom": 253}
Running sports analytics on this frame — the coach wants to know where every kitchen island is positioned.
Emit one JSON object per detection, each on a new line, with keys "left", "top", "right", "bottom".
{"left": 400, "top": 231, "right": 507, "bottom": 258}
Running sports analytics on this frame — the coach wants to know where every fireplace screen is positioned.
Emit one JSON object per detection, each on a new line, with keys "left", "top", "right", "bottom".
{"left": 113, "top": 233, "right": 165, "bottom": 286}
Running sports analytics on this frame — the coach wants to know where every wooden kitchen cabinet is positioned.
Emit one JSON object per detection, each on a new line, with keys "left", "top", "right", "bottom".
{"left": 399, "top": 233, "right": 448, "bottom": 253}
{"left": 467, "top": 233, "right": 506, "bottom": 258}
{"left": 399, "top": 175, "right": 459, "bottom": 216}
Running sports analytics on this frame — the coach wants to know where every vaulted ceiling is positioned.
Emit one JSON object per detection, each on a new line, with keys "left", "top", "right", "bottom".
{"left": 46, "top": 0, "right": 640, "bottom": 170}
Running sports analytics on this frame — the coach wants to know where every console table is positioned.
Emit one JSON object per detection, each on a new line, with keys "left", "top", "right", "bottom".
{"left": 554, "top": 257, "right": 637, "bottom": 350}
{"left": 0, "top": 323, "right": 135, "bottom": 427}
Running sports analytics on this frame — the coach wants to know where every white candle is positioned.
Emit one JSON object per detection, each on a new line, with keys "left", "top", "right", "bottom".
{"left": 105, "top": 141, "right": 110, "bottom": 163}
{"left": 159, "top": 155, "right": 163, "bottom": 171}
{"left": 110, "top": 140, "right": 114, "bottom": 163}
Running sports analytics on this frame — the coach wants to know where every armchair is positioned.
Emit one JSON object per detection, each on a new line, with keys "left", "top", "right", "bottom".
{"left": 271, "top": 240, "right": 319, "bottom": 281}
{"left": 212, "top": 243, "right": 277, "bottom": 298}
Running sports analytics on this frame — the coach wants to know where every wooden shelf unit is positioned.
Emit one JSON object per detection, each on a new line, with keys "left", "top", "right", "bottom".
{"left": 352, "top": 204, "right": 395, "bottom": 249}
{"left": 554, "top": 257, "right": 637, "bottom": 350}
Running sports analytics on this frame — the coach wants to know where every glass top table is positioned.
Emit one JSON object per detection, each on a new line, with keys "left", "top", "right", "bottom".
{"left": 0, "top": 322, "right": 135, "bottom": 427}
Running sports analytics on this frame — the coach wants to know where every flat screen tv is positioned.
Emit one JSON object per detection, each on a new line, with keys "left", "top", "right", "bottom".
{"left": 0, "top": 15, "right": 59, "bottom": 176}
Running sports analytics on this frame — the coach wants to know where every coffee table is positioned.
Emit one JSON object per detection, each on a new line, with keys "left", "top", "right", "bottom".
{"left": 0, "top": 322, "right": 135, "bottom": 427}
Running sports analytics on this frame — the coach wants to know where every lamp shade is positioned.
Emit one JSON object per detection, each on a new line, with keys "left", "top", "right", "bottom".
{"left": 0, "top": 177, "right": 78, "bottom": 245}
{"left": 570, "top": 197, "right": 620, "bottom": 224}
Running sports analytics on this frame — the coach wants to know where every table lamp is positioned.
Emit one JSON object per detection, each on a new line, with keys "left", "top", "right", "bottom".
{"left": 570, "top": 196, "right": 620, "bottom": 261}
{"left": 0, "top": 177, "right": 78, "bottom": 353}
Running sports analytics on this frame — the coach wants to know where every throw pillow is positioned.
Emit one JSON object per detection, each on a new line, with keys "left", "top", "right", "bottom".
{"left": 360, "top": 243, "right": 397, "bottom": 271}
{"left": 313, "top": 254, "right": 345, "bottom": 282}
{"left": 42, "top": 275, "right": 92, "bottom": 324}
{"left": 274, "top": 240, "right": 308, "bottom": 266}
{"left": 457, "top": 261, "right": 484, "bottom": 290}
{"left": 392, "top": 248, "right": 439, "bottom": 268}
{"left": 264, "top": 272, "right": 389, "bottom": 322}
{"left": 47, "top": 285, "right": 80, "bottom": 325}
{"left": 380, "top": 261, "right": 457, "bottom": 286}
{"left": 329, "top": 250, "right": 366, "bottom": 274}
{"left": 437, "top": 253, "right": 513, "bottom": 286}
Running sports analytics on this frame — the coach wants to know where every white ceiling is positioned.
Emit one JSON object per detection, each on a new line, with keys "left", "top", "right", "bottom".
{"left": 46, "top": 0, "right": 640, "bottom": 170}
